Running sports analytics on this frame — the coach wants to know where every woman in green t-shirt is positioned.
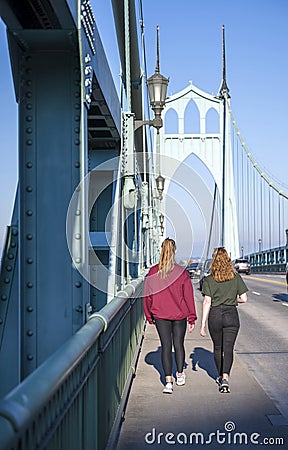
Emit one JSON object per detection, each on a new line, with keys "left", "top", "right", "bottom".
{"left": 201, "top": 247, "right": 248, "bottom": 393}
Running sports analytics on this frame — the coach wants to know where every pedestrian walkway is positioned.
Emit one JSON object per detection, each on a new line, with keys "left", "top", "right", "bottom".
{"left": 116, "top": 297, "right": 288, "bottom": 449}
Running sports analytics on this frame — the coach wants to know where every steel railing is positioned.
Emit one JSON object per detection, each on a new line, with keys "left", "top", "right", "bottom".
{"left": 0, "top": 275, "right": 146, "bottom": 450}
{"left": 247, "top": 245, "right": 288, "bottom": 274}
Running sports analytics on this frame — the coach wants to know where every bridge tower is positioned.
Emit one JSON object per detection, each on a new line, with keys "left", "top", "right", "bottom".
{"left": 159, "top": 26, "right": 239, "bottom": 260}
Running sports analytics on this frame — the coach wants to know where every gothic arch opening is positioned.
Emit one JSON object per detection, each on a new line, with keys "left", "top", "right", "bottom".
{"left": 184, "top": 99, "right": 200, "bottom": 134}
{"left": 165, "top": 153, "right": 221, "bottom": 260}
{"left": 205, "top": 107, "right": 219, "bottom": 133}
{"left": 164, "top": 107, "right": 178, "bottom": 134}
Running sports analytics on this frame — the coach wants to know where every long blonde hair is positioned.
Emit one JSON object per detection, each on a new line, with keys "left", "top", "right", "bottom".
{"left": 157, "top": 238, "right": 176, "bottom": 279}
{"left": 209, "top": 247, "right": 235, "bottom": 282}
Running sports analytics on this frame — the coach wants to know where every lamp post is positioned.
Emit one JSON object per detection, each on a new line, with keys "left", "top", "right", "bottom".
{"left": 122, "top": 25, "right": 169, "bottom": 271}
{"left": 159, "top": 213, "right": 165, "bottom": 236}
{"left": 155, "top": 174, "right": 165, "bottom": 201}
{"left": 258, "top": 238, "right": 262, "bottom": 253}
{"left": 135, "top": 26, "right": 169, "bottom": 132}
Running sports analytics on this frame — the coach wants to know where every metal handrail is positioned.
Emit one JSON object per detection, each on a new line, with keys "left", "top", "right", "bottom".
{"left": 0, "top": 274, "right": 146, "bottom": 450}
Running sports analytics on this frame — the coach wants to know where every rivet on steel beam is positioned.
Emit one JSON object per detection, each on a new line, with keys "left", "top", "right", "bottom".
{"left": 4, "top": 277, "right": 10, "bottom": 284}
{"left": 74, "top": 139, "right": 80, "bottom": 145}
{"left": 27, "top": 354, "right": 34, "bottom": 361}
{"left": 26, "top": 80, "right": 32, "bottom": 86}
{"left": 26, "top": 103, "right": 32, "bottom": 110}
{"left": 26, "top": 92, "right": 32, "bottom": 99}
{"left": 26, "top": 139, "right": 32, "bottom": 145}
{"left": 27, "top": 282, "right": 33, "bottom": 289}
{"left": 10, "top": 242, "right": 16, "bottom": 248}
{"left": 26, "top": 210, "right": 33, "bottom": 216}
{"left": 26, "top": 258, "right": 33, "bottom": 264}
{"left": 26, "top": 127, "right": 32, "bottom": 134}
{"left": 76, "top": 210, "right": 81, "bottom": 216}
{"left": 75, "top": 233, "right": 81, "bottom": 240}
{"left": 1, "top": 295, "right": 7, "bottom": 301}
{"left": 74, "top": 115, "right": 80, "bottom": 122}
{"left": 26, "top": 116, "right": 33, "bottom": 122}
{"left": 26, "top": 162, "right": 33, "bottom": 168}
{"left": 26, "top": 234, "right": 33, "bottom": 240}
{"left": 75, "top": 257, "right": 81, "bottom": 264}
{"left": 6, "top": 265, "right": 12, "bottom": 272}
{"left": 27, "top": 330, "right": 33, "bottom": 336}
{"left": 8, "top": 253, "right": 14, "bottom": 260}
{"left": 75, "top": 281, "right": 82, "bottom": 288}
{"left": 75, "top": 162, "right": 80, "bottom": 168}
{"left": 26, "top": 186, "right": 33, "bottom": 192}
{"left": 12, "top": 229, "right": 18, "bottom": 236}
{"left": 27, "top": 306, "right": 33, "bottom": 312}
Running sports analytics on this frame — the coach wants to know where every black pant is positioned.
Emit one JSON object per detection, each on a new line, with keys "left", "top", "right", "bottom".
{"left": 154, "top": 318, "right": 187, "bottom": 377}
{"left": 208, "top": 305, "right": 240, "bottom": 376}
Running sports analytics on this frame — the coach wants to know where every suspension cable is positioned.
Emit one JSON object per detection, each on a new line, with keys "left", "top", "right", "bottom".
{"left": 228, "top": 104, "right": 288, "bottom": 200}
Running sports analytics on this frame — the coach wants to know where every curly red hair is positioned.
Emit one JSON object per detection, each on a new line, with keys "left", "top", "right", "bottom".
{"left": 209, "top": 247, "right": 235, "bottom": 282}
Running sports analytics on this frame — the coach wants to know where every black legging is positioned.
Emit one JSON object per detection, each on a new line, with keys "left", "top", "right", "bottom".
{"left": 154, "top": 318, "right": 187, "bottom": 377}
{"left": 208, "top": 305, "right": 240, "bottom": 376}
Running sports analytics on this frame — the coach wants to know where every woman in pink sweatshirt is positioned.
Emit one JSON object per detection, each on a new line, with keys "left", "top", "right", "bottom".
{"left": 144, "top": 238, "right": 197, "bottom": 394}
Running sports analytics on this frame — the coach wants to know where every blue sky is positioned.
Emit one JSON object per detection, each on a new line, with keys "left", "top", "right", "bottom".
{"left": 1, "top": 0, "right": 288, "bottom": 256}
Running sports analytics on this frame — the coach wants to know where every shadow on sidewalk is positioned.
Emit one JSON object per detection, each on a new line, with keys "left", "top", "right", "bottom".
{"left": 189, "top": 347, "right": 218, "bottom": 380}
{"left": 144, "top": 345, "right": 217, "bottom": 385}
{"left": 272, "top": 292, "right": 288, "bottom": 302}
{"left": 145, "top": 347, "right": 189, "bottom": 385}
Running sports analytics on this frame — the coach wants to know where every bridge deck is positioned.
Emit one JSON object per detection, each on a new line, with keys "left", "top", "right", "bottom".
{"left": 116, "top": 293, "right": 288, "bottom": 449}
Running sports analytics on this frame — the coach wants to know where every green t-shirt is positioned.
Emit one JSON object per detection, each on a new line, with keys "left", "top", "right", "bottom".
{"left": 202, "top": 273, "right": 248, "bottom": 307}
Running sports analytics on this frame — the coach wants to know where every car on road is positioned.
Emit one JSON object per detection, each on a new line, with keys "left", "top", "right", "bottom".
{"left": 199, "top": 259, "right": 212, "bottom": 290}
{"left": 233, "top": 258, "right": 250, "bottom": 275}
{"left": 185, "top": 262, "right": 201, "bottom": 279}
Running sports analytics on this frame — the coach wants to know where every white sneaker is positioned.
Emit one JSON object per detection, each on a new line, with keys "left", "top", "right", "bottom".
{"left": 163, "top": 382, "right": 173, "bottom": 394}
{"left": 176, "top": 372, "right": 186, "bottom": 386}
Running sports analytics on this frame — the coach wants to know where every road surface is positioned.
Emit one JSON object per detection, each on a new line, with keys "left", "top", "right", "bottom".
{"left": 194, "top": 273, "right": 288, "bottom": 420}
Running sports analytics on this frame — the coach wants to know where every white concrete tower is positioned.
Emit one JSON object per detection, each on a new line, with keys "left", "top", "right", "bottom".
{"left": 157, "top": 25, "right": 239, "bottom": 259}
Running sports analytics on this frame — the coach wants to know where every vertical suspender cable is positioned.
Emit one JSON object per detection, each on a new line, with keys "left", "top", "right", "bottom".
{"left": 124, "top": 0, "right": 131, "bottom": 281}
{"left": 124, "top": 0, "right": 131, "bottom": 111}
{"left": 278, "top": 194, "right": 281, "bottom": 248}
{"left": 260, "top": 176, "right": 263, "bottom": 249}
{"left": 246, "top": 155, "right": 250, "bottom": 253}
{"left": 139, "top": 12, "right": 147, "bottom": 182}
{"left": 240, "top": 138, "right": 243, "bottom": 249}
{"left": 268, "top": 187, "right": 271, "bottom": 250}
{"left": 120, "top": 75, "right": 125, "bottom": 288}
{"left": 253, "top": 168, "right": 256, "bottom": 252}
{"left": 206, "top": 183, "right": 217, "bottom": 261}
{"left": 221, "top": 97, "right": 226, "bottom": 247}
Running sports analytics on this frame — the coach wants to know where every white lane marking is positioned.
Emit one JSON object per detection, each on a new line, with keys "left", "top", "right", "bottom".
{"left": 251, "top": 291, "right": 261, "bottom": 296}
{"left": 282, "top": 303, "right": 288, "bottom": 307}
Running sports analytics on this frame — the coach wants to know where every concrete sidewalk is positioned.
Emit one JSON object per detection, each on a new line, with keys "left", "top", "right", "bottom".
{"left": 116, "top": 301, "right": 288, "bottom": 449}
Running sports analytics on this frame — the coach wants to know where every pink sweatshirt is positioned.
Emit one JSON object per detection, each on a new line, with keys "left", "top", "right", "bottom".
{"left": 143, "top": 264, "right": 197, "bottom": 325}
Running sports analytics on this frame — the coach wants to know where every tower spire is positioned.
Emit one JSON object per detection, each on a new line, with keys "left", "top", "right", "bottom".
{"left": 219, "top": 24, "right": 230, "bottom": 98}
{"left": 155, "top": 25, "right": 160, "bottom": 73}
